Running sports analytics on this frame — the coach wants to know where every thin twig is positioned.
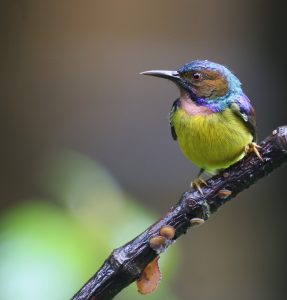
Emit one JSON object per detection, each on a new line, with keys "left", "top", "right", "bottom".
{"left": 71, "top": 126, "right": 287, "bottom": 300}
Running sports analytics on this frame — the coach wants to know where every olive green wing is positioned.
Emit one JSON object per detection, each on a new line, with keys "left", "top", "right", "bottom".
{"left": 230, "top": 100, "right": 257, "bottom": 142}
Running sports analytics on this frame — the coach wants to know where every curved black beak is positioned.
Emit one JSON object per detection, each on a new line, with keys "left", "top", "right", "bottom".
{"left": 140, "top": 70, "right": 181, "bottom": 83}
{"left": 141, "top": 69, "right": 196, "bottom": 99}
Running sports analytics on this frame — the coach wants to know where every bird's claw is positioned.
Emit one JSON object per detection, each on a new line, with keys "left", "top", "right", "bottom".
{"left": 245, "top": 142, "right": 263, "bottom": 161}
{"left": 191, "top": 178, "right": 208, "bottom": 195}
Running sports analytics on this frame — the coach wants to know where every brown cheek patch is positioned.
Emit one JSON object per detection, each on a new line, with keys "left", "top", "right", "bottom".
{"left": 202, "top": 70, "right": 228, "bottom": 97}
{"left": 213, "top": 77, "right": 228, "bottom": 97}
{"left": 202, "top": 69, "right": 222, "bottom": 79}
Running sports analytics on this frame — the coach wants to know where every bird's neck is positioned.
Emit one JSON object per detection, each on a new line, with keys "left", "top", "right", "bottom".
{"left": 180, "top": 96, "right": 214, "bottom": 116}
{"left": 181, "top": 90, "right": 242, "bottom": 113}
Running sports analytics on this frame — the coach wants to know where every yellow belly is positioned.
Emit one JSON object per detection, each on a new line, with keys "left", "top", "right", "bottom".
{"left": 172, "top": 108, "right": 253, "bottom": 173}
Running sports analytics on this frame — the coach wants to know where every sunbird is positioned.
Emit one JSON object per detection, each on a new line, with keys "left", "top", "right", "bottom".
{"left": 141, "top": 60, "right": 261, "bottom": 193}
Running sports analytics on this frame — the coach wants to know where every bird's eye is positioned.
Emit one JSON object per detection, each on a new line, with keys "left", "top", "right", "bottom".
{"left": 192, "top": 72, "right": 202, "bottom": 80}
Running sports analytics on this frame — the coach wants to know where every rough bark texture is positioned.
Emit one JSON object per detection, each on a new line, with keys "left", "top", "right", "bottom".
{"left": 71, "top": 126, "right": 287, "bottom": 300}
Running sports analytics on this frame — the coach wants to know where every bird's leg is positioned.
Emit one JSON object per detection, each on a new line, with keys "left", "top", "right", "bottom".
{"left": 191, "top": 169, "right": 208, "bottom": 195}
{"left": 245, "top": 142, "right": 263, "bottom": 161}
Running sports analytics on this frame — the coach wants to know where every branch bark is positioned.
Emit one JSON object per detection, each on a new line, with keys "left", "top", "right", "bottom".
{"left": 71, "top": 126, "right": 287, "bottom": 300}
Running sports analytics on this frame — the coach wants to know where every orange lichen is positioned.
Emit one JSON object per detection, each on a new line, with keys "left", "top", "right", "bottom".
{"left": 136, "top": 256, "right": 161, "bottom": 295}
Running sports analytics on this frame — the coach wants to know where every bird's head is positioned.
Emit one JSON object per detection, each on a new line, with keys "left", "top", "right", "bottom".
{"left": 141, "top": 60, "right": 243, "bottom": 110}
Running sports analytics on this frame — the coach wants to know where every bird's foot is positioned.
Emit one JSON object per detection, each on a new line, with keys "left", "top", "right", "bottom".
{"left": 191, "top": 178, "right": 208, "bottom": 195}
{"left": 245, "top": 142, "right": 263, "bottom": 161}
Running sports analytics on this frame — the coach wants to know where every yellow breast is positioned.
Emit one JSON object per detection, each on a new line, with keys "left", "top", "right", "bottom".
{"left": 172, "top": 107, "right": 253, "bottom": 173}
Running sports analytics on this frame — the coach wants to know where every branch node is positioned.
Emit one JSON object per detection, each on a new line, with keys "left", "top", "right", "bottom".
{"left": 111, "top": 248, "right": 142, "bottom": 278}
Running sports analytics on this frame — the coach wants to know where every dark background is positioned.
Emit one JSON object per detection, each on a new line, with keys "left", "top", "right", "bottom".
{"left": 1, "top": 1, "right": 287, "bottom": 300}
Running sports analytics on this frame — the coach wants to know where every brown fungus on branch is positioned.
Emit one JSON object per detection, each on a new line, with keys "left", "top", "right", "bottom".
{"left": 159, "top": 225, "right": 175, "bottom": 240}
{"left": 217, "top": 189, "right": 232, "bottom": 199}
{"left": 190, "top": 218, "right": 205, "bottom": 227}
{"left": 136, "top": 256, "right": 161, "bottom": 295}
{"left": 149, "top": 236, "right": 166, "bottom": 251}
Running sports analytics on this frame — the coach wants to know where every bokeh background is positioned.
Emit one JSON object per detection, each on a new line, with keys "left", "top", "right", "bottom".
{"left": 1, "top": 1, "right": 287, "bottom": 300}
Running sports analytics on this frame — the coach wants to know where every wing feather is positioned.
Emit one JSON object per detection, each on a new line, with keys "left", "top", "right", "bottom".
{"left": 230, "top": 95, "right": 257, "bottom": 141}
{"left": 169, "top": 98, "right": 180, "bottom": 140}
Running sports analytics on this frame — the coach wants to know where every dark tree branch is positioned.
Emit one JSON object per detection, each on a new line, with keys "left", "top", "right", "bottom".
{"left": 71, "top": 126, "right": 287, "bottom": 300}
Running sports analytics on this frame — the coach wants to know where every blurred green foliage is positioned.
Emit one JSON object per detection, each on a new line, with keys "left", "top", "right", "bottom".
{"left": 0, "top": 149, "right": 179, "bottom": 300}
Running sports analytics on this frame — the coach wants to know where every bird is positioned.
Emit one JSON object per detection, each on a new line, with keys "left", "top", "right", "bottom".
{"left": 141, "top": 60, "right": 262, "bottom": 194}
